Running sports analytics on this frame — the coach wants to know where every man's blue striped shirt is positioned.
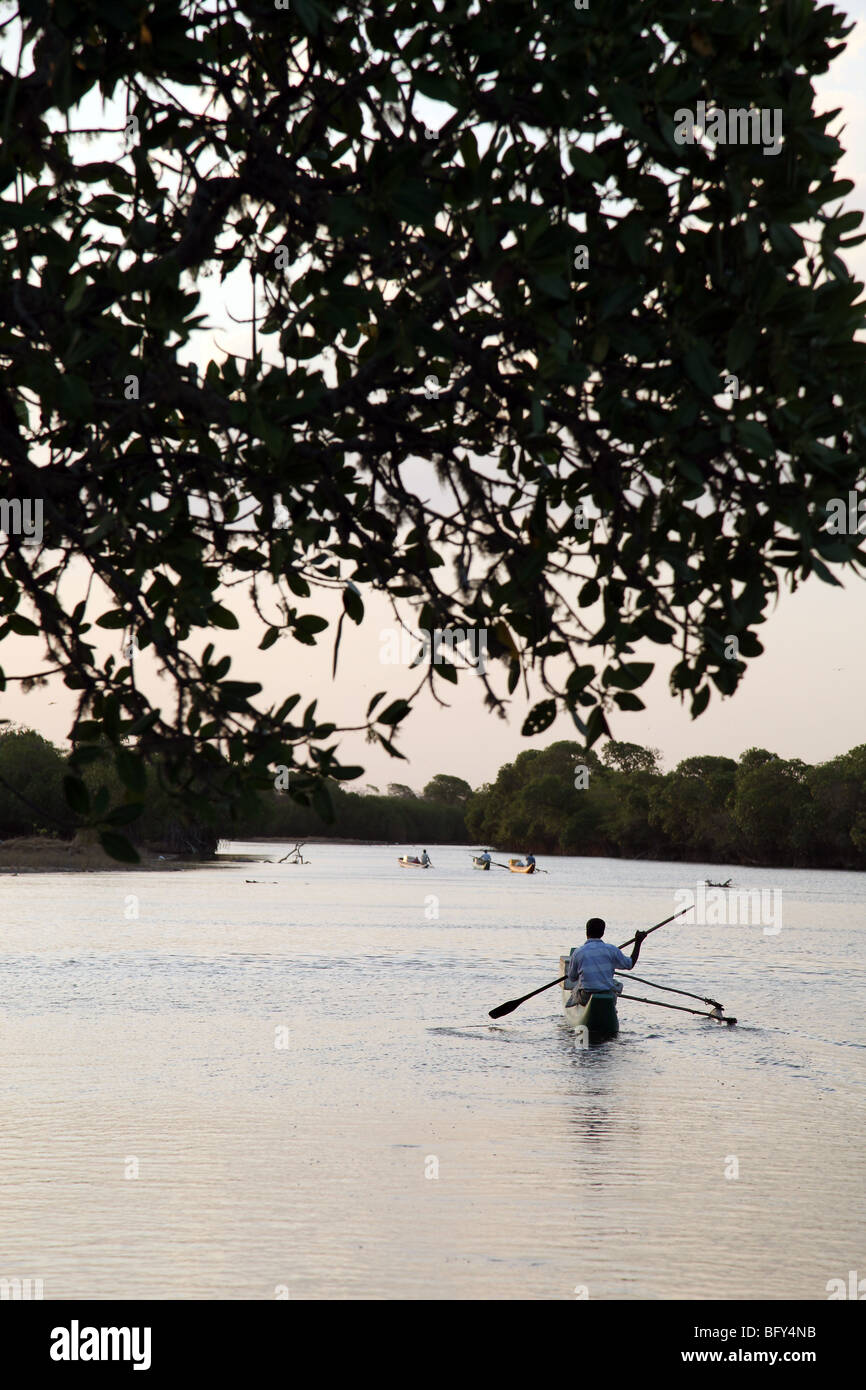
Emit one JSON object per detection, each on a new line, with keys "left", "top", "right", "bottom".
{"left": 567, "top": 939, "right": 634, "bottom": 991}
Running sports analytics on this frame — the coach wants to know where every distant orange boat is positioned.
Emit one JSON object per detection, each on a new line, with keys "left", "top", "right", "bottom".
{"left": 508, "top": 859, "right": 536, "bottom": 874}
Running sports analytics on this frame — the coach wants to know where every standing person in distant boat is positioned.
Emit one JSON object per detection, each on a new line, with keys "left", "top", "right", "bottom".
{"left": 525, "top": 852, "right": 536, "bottom": 871}
{"left": 480, "top": 850, "right": 492, "bottom": 867}
{"left": 420, "top": 848, "right": 431, "bottom": 867}
{"left": 566, "top": 918, "right": 647, "bottom": 1005}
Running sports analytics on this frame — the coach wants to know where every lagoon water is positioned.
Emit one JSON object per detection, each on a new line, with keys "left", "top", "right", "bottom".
{"left": 0, "top": 844, "right": 863, "bottom": 1300}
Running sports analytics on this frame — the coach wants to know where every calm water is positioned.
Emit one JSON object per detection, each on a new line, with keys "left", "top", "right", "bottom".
{"left": 0, "top": 844, "right": 863, "bottom": 1300}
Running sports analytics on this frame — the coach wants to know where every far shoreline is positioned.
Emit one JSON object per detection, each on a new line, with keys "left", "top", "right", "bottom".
{"left": 226, "top": 836, "right": 428, "bottom": 846}
{"left": 0, "top": 834, "right": 460, "bottom": 873}
{"left": 0, "top": 836, "right": 266, "bottom": 874}
{"left": 1, "top": 835, "right": 842, "bottom": 874}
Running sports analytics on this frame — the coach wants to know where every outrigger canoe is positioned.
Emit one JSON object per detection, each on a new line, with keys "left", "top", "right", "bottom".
{"left": 508, "top": 859, "right": 536, "bottom": 874}
{"left": 472, "top": 856, "right": 491, "bottom": 870}
{"left": 398, "top": 855, "right": 429, "bottom": 868}
{"left": 488, "top": 913, "right": 737, "bottom": 1029}
{"left": 559, "top": 955, "right": 619, "bottom": 1040}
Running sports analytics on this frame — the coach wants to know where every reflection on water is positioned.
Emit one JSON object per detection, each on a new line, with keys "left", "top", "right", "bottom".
{"left": 0, "top": 844, "right": 863, "bottom": 1299}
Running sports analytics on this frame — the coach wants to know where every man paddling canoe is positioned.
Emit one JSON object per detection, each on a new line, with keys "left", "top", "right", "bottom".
{"left": 566, "top": 917, "right": 647, "bottom": 1005}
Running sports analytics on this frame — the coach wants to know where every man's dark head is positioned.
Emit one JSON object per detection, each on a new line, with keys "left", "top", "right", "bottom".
{"left": 586, "top": 918, "right": 606, "bottom": 939}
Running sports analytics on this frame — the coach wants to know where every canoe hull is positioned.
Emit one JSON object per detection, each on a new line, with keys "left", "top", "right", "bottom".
{"left": 472, "top": 857, "right": 491, "bottom": 870}
{"left": 559, "top": 956, "right": 619, "bottom": 1039}
{"left": 398, "top": 857, "right": 428, "bottom": 868}
{"left": 508, "top": 859, "right": 535, "bottom": 873}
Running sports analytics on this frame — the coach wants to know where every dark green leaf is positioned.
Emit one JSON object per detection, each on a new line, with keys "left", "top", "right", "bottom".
{"left": 343, "top": 585, "right": 364, "bottom": 624}
{"left": 208, "top": 604, "right": 239, "bottom": 630}
{"left": 378, "top": 699, "right": 411, "bottom": 726}
{"left": 98, "top": 831, "right": 141, "bottom": 864}
{"left": 115, "top": 748, "right": 147, "bottom": 795}
{"left": 605, "top": 662, "right": 653, "bottom": 691}
{"left": 521, "top": 699, "right": 557, "bottom": 736}
{"left": 95, "top": 610, "right": 128, "bottom": 630}
{"left": 6, "top": 613, "right": 40, "bottom": 635}
{"left": 690, "top": 686, "right": 711, "bottom": 718}
{"left": 63, "top": 775, "right": 90, "bottom": 814}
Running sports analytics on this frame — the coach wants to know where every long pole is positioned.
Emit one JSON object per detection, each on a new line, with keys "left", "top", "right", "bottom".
{"left": 488, "top": 905, "right": 693, "bottom": 1019}
{"left": 619, "top": 993, "right": 737, "bottom": 1025}
{"left": 625, "top": 972, "right": 724, "bottom": 1011}
{"left": 616, "top": 912, "right": 687, "bottom": 951}
{"left": 490, "top": 859, "right": 548, "bottom": 874}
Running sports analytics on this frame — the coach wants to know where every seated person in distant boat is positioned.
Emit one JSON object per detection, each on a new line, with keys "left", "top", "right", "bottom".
{"left": 566, "top": 918, "right": 647, "bottom": 1005}
{"left": 420, "top": 849, "right": 431, "bottom": 866}
{"left": 525, "top": 852, "right": 536, "bottom": 870}
{"left": 480, "top": 850, "right": 491, "bottom": 866}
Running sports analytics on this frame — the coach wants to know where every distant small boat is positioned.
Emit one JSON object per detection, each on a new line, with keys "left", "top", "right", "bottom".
{"left": 706, "top": 878, "right": 733, "bottom": 888}
{"left": 559, "top": 956, "right": 618, "bottom": 1039}
{"left": 472, "top": 856, "right": 491, "bottom": 870}
{"left": 508, "top": 858, "right": 536, "bottom": 874}
{"left": 398, "top": 855, "right": 429, "bottom": 868}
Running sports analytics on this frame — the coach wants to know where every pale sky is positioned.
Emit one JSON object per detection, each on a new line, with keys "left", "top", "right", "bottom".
{"left": 4, "top": 6, "right": 866, "bottom": 793}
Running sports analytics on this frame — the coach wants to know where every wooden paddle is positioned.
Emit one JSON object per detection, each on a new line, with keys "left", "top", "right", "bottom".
{"left": 488, "top": 905, "right": 693, "bottom": 1019}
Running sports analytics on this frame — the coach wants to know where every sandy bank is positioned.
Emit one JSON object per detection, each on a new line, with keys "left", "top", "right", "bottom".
{"left": 0, "top": 835, "right": 262, "bottom": 873}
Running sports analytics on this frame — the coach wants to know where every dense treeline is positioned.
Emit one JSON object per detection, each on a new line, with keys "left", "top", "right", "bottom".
{"left": 0, "top": 728, "right": 222, "bottom": 854}
{"left": 0, "top": 729, "right": 468, "bottom": 853}
{"left": 3, "top": 727, "right": 866, "bottom": 868}
{"left": 251, "top": 782, "right": 467, "bottom": 846}
{"left": 465, "top": 741, "right": 866, "bottom": 870}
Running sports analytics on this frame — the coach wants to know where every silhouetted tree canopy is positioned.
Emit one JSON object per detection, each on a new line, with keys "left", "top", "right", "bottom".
{"left": 602, "top": 740, "right": 661, "bottom": 774}
{"left": 422, "top": 773, "right": 472, "bottom": 805}
{"left": 1, "top": 1, "right": 865, "bottom": 857}
{"left": 0, "top": 726, "right": 70, "bottom": 835}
